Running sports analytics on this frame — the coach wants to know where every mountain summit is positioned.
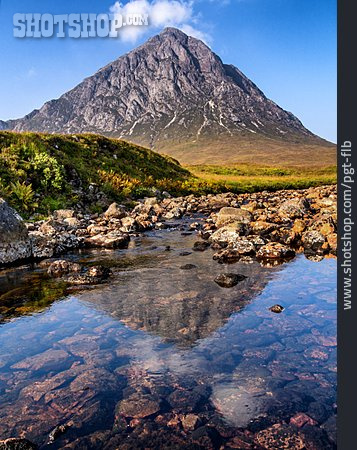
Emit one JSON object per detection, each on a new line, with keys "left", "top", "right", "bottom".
{"left": 3, "top": 27, "right": 335, "bottom": 165}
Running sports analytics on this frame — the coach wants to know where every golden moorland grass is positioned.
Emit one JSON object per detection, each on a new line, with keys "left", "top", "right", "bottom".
{"left": 188, "top": 163, "right": 337, "bottom": 193}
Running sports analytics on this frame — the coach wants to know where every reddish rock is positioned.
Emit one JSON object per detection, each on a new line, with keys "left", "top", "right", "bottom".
{"left": 116, "top": 393, "right": 160, "bottom": 418}
{"left": 290, "top": 413, "right": 318, "bottom": 428}
{"left": 11, "top": 349, "right": 70, "bottom": 372}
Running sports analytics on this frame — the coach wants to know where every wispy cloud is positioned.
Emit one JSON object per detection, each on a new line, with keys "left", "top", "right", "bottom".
{"left": 27, "top": 67, "right": 37, "bottom": 78}
{"left": 110, "top": 0, "right": 211, "bottom": 44}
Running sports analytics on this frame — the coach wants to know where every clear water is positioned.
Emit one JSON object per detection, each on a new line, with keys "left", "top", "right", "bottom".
{"left": 0, "top": 223, "right": 337, "bottom": 448}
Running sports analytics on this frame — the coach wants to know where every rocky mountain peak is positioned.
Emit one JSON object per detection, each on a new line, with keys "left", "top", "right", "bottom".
{"left": 2, "top": 27, "right": 333, "bottom": 164}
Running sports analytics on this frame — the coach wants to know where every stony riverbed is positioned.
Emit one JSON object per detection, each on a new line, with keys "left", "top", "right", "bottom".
{"left": 0, "top": 186, "right": 337, "bottom": 449}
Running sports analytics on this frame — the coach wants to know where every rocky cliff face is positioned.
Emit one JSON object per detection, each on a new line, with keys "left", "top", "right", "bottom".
{"left": 2, "top": 28, "right": 334, "bottom": 164}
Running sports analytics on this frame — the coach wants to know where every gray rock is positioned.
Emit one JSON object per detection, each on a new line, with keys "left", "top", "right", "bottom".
{"left": 257, "top": 242, "right": 295, "bottom": 260}
{"left": 103, "top": 203, "right": 126, "bottom": 219}
{"left": 30, "top": 231, "right": 82, "bottom": 259}
{"left": 53, "top": 209, "right": 75, "bottom": 220}
{"left": 84, "top": 232, "right": 130, "bottom": 249}
{"left": 215, "top": 207, "right": 253, "bottom": 228}
{"left": 0, "top": 199, "right": 32, "bottom": 265}
{"left": 278, "top": 197, "right": 309, "bottom": 219}
{"left": 302, "top": 230, "right": 326, "bottom": 252}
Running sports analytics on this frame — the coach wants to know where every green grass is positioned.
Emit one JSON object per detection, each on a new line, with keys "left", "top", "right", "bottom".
{"left": 0, "top": 131, "right": 190, "bottom": 216}
{"left": 0, "top": 131, "right": 336, "bottom": 218}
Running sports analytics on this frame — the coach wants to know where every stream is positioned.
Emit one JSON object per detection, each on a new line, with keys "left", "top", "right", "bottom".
{"left": 0, "top": 218, "right": 337, "bottom": 449}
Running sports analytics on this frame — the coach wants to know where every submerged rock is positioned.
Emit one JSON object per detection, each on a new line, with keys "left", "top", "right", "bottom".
{"left": 11, "top": 349, "right": 71, "bottom": 372}
{"left": 167, "top": 389, "right": 202, "bottom": 412}
{"left": 48, "top": 424, "right": 70, "bottom": 443}
{"left": 87, "top": 265, "right": 111, "bottom": 279}
{"left": 255, "top": 423, "right": 306, "bottom": 449}
{"left": 214, "top": 273, "right": 247, "bottom": 288}
{"left": 192, "top": 241, "right": 210, "bottom": 252}
{"left": 180, "top": 264, "right": 197, "bottom": 270}
{"left": 181, "top": 414, "right": 200, "bottom": 431}
{"left": 0, "top": 438, "right": 38, "bottom": 450}
{"left": 116, "top": 393, "right": 160, "bottom": 418}
{"left": 47, "top": 260, "right": 82, "bottom": 277}
{"left": 65, "top": 265, "right": 112, "bottom": 285}
{"left": 290, "top": 413, "right": 318, "bottom": 428}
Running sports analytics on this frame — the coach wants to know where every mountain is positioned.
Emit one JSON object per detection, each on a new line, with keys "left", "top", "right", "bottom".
{"left": 2, "top": 28, "right": 335, "bottom": 166}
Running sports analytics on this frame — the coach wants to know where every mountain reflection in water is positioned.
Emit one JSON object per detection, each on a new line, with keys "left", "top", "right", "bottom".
{"left": 0, "top": 226, "right": 336, "bottom": 449}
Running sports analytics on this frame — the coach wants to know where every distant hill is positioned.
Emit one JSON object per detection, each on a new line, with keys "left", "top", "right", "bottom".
{"left": 2, "top": 28, "right": 335, "bottom": 166}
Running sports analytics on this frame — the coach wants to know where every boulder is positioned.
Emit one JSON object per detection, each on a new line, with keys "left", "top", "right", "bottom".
{"left": 302, "top": 231, "right": 326, "bottom": 253}
{"left": 29, "top": 232, "right": 56, "bottom": 259}
{"left": 251, "top": 221, "right": 278, "bottom": 235}
{"left": 215, "top": 207, "right": 252, "bottom": 228}
{"left": 144, "top": 197, "right": 159, "bottom": 207}
{"left": 209, "top": 224, "right": 250, "bottom": 250}
{"left": 84, "top": 232, "right": 130, "bottom": 249}
{"left": 0, "top": 199, "right": 32, "bottom": 265}
{"left": 53, "top": 209, "right": 75, "bottom": 220}
{"left": 30, "top": 232, "right": 82, "bottom": 259}
{"left": 104, "top": 203, "right": 126, "bottom": 220}
{"left": 209, "top": 226, "right": 241, "bottom": 247}
{"left": 257, "top": 242, "right": 295, "bottom": 260}
{"left": 278, "top": 198, "right": 309, "bottom": 219}
{"left": 65, "top": 265, "right": 111, "bottom": 285}
{"left": 164, "top": 207, "right": 185, "bottom": 220}
{"left": 120, "top": 216, "right": 137, "bottom": 232}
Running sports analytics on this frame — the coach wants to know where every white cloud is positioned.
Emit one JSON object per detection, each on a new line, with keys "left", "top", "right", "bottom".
{"left": 110, "top": 0, "right": 210, "bottom": 44}
{"left": 180, "top": 23, "right": 210, "bottom": 43}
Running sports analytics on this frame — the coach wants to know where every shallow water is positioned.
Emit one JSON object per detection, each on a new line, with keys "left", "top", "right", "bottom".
{"left": 0, "top": 222, "right": 337, "bottom": 448}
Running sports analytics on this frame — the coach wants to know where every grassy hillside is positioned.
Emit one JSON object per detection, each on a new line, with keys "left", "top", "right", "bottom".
{"left": 0, "top": 132, "right": 192, "bottom": 217}
{"left": 0, "top": 132, "right": 336, "bottom": 218}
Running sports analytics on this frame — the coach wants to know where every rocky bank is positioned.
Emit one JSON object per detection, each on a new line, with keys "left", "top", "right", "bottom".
{"left": 0, "top": 184, "right": 336, "bottom": 269}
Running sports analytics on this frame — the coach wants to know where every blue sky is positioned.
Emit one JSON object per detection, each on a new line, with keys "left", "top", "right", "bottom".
{"left": 0, "top": 0, "right": 336, "bottom": 142}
